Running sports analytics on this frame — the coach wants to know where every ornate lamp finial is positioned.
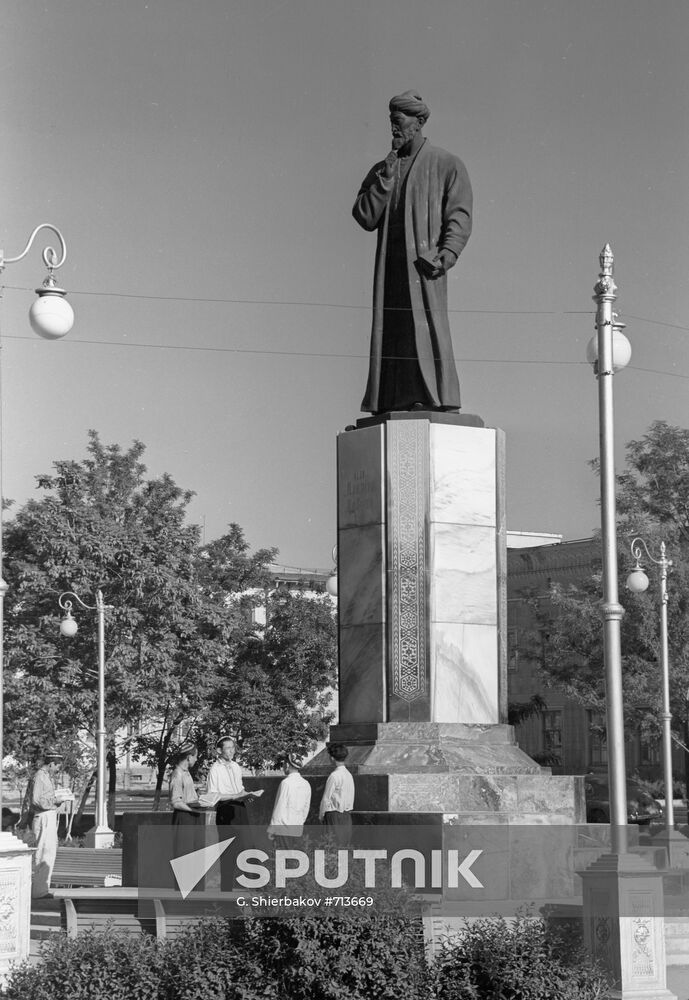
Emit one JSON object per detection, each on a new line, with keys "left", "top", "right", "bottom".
{"left": 594, "top": 243, "right": 617, "bottom": 301}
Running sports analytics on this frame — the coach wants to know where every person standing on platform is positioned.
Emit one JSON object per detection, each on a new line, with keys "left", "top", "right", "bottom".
{"left": 267, "top": 754, "right": 312, "bottom": 851}
{"left": 318, "top": 744, "right": 355, "bottom": 846}
{"left": 30, "top": 749, "right": 63, "bottom": 898}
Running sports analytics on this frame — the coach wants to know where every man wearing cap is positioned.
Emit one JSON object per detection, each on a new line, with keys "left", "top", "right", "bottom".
{"left": 353, "top": 90, "right": 472, "bottom": 414}
{"left": 29, "top": 750, "right": 63, "bottom": 898}
{"left": 267, "top": 754, "right": 312, "bottom": 851}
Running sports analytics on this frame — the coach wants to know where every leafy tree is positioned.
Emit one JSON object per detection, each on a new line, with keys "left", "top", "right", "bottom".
{"left": 200, "top": 589, "right": 337, "bottom": 770}
{"left": 3, "top": 432, "right": 245, "bottom": 811}
{"left": 534, "top": 422, "right": 689, "bottom": 757}
{"left": 3, "top": 433, "right": 339, "bottom": 810}
{"left": 197, "top": 524, "right": 277, "bottom": 599}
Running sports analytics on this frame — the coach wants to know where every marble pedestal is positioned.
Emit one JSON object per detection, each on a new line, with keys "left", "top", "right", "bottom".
{"left": 307, "top": 411, "right": 582, "bottom": 829}
{"left": 0, "top": 833, "right": 33, "bottom": 981}
{"left": 336, "top": 412, "right": 506, "bottom": 726}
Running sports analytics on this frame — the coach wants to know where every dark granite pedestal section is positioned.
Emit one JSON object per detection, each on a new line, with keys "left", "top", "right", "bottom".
{"left": 306, "top": 723, "right": 540, "bottom": 775}
{"left": 304, "top": 723, "right": 585, "bottom": 821}
{"left": 354, "top": 411, "right": 486, "bottom": 430}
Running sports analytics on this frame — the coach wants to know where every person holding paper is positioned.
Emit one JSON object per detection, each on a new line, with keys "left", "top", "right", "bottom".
{"left": 267, "top": 754, "right": 312, "bottom": 850}
{"left": 206, "top": 735, "right": 261, "bottom": 827}
{"left": 169, "top": 742, "right": 207, "bottom": 859}
{"left": 206, "top": 735, "right": 262, "bottom": 891}
{"left": 29, "top": 749, "right": 63, "bottom": 897}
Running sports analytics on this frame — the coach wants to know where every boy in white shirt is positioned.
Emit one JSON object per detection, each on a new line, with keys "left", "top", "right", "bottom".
{"left": 206, "top": 735, "right": 257, "bottom": 826}
{"left": 267, "top": 754, "right": 312, "bottom": 850}
{"left": 206, "top": 734, "right": 259, "bottom": 891}
{"left": 318, "top": 743, "right": 354, "bottom": 846}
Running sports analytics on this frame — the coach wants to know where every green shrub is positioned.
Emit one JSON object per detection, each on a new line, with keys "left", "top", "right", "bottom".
{"left": 243, "top": 911, "right": 431, "bottom": 999}
{"left": 633, "top": 774, "right": 685, "bottom": 801}
{"left": 5, "top": 929, "right": 167, "bottom": 1000}
{"left": 5, "top": 912, "right": 428, "bottom": 1000}
{"left": 162, "top": 918, "right": 277, "bottom": 1000}
{"left": 430, "top": 911, "right": 609, "bottom": 1000}
{"left": 5, "top": 908, "right": 608, "bottom": 1000}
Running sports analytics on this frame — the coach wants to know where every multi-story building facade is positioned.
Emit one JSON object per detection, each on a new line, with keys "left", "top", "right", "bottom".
{"left": 507, "top": 536, "right": 679, "bottom": 781}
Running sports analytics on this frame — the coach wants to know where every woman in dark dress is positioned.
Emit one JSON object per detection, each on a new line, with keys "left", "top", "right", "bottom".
{"left": 169, "top": 743, "right": 203, "bottom": 857}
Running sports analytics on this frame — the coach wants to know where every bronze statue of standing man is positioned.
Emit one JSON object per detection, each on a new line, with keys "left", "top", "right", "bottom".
{"left": 353, "top": 91, "right": 472, "bottom": 414}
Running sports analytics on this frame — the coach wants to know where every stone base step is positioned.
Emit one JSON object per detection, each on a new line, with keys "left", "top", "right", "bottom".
{"left": 30, "top": 899, "right": 64, "bottom": 958}
{"left": 31, "top": 910, "right": 62, "bottom": 928}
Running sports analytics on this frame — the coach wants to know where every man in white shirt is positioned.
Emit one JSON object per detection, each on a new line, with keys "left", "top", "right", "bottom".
{"left": 318, "top": 743, "right": 355, "bottom": 846}
{"left": 206, "top": 736, "right": 250, "bottom": 827}
{"left": 268, "top": 754, "right": 312, "bottom": 850}
{"left": 30, "top": 749, "right": 63, "bottom": 898}
{"left": 206, "top": 735, "right": 258, "bottom": 891}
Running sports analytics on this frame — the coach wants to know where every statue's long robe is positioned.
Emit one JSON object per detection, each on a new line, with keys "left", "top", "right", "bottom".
{"left": 353, "top": 139, "right": 472, "bottom": 413}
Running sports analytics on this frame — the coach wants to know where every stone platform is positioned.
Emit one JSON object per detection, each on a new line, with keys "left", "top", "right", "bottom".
{"left": 305, "top": 722, "right": 585, "bottom": 821}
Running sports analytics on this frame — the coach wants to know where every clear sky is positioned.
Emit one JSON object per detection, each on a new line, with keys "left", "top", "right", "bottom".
{"left": 1, "top": 0, "right": 688, "bottom": 570}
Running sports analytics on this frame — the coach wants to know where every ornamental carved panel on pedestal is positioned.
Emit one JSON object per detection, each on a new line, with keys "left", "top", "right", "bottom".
{"left": 629, "top": 893, "right": 657, "bottom": 980}
{"left": 388, "top": 420, "right": 429, "bottom": 703}
{"left": 0, "top": 871, "right": 20, "bottom": 958}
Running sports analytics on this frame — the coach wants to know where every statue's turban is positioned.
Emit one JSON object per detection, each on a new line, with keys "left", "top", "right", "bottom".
{"left": 389, "top": 91, "right": 430, "bottom": 120}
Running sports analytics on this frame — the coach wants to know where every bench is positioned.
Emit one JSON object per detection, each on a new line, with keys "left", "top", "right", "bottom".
{"left": 52, "top": 847, "right": 123, "bottom": 887}
{"left": 52, "top": 887, "right": 241, "bottom": 941}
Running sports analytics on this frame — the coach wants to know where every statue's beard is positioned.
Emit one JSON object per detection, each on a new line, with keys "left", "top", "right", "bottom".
{"left": 391, "top": 125, "right": 418, "bottom": 151}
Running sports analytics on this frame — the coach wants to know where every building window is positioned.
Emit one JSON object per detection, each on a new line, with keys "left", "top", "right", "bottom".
{"left": 587, "top": 710, "right": 608, "bottom": 766}
{"left": 542, "top": 710, "right": 563, "bottom": 756}
{"left": 507, "top": 629, "right": 519, "bottom": 672}
{"left": 538, "top": 629, "right": 550, "bottom": 666}
{"left": 640, "top": 739, "right": 660, "bottom": 766}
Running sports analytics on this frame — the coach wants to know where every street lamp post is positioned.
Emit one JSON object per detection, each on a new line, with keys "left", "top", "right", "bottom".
{"left": 0, "top": 225, "right": 74, "bottom": 819}
{"left": 587, "top": 244, "right": 631, "bottom": 854}
{"left": 0, "top": 225, "right": 74, "bottom": 974}
{"left": 58, "top": 590, "right": 114, "bottom": 849}
{"left": 624, "top": 538, "right": 689, "bottom": 869}
{"left": 685, "top": 686, "right": 689, "bottom": 806}
{"left": 579, "top": 247, "right": 678, "bottom": 999}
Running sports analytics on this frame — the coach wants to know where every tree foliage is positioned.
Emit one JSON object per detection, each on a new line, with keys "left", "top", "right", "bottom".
{"left": 3, "top": 432, "right": 338, "bottom": 797}
{"left": 200, "top": 589, "right": 337, "bottom": 770}
{"left": 536, "top": 421, "right": 689, "bottom": 745}
{"left": 4, "top": 433, "right": 241, "bottom": 780}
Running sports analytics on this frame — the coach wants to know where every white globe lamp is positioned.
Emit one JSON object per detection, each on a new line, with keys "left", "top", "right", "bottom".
{"left": 29, "top": 284, "right": 75, "bottom": 340}
{"left": 60, "top": 614, "right": 79, "bottom": 638}
{"left": 586, "top": 319, "right": 631, "bottom": 372}
{"left": 626, "top": 565, "right": 650, "bottom": 594}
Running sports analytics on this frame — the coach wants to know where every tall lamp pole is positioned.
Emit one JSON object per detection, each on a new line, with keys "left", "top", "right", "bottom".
{"left": 580, "top": 246, "right": 677, "bottom": 998}
{"left": 626, "top": 538, "right": 674, "bottom": 833}
{"left": 0, "top": 225, "right": 74, "bottom": 820}
{"left": 58, "top": 590, "right": 114, "bottom": 849}
{"left": 685, "top": 686, "right": 689, "bottom": 807}
{"left": 587, "top": 244, "right": 632, "bottom": 854}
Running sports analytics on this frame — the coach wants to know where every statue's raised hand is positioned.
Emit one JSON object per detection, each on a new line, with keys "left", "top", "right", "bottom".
{"left": 382, "top": 149, "right": 398, "bottom": 178}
